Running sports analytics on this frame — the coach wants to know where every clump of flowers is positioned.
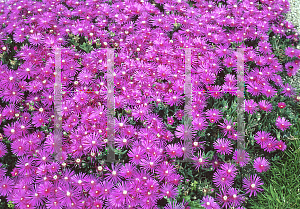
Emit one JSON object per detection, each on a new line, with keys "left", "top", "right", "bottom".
{"left": 0, "top": 0, "right": 299, "bottom": 208}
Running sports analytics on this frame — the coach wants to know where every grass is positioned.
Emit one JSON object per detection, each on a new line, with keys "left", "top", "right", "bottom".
{"left": 247, "top": 128, "right": 300, "bottom": 209}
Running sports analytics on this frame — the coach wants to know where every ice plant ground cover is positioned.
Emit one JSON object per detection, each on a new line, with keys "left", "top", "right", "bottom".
{"left": 0, "top": 0, "right": 300, "bottom": 208}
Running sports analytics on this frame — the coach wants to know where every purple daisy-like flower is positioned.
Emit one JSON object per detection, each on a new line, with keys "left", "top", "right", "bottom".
{"left": 11, "top": 138, "right": 28, "bottom": 156}
{"left": 128, "top": 146, "right": 145, "bottom": 165}
{"left": 242, "top": 174, "right": 264, "bottom": 197}
{"left": 281, "top": 83, "right": 295, "bottom": 97}
{"left": 28, "top": 33, "right": 44, "bottom": 46}
{"left": 164, "top": 92, "right": 184, "bottom": 107}
{"left": 219, "top": 163, "right": 238, "bottom": 178}
{"left": 192, "top": 151, "right": 208, "bottom": 170}
{"left": 211, "top": 154, "right": 223, "bottom": 170}
{"left": 219, "top": 119, "right": 235, "bottom": 136}
{"left": 3, "top": 122, "right": 20, "bottom": 141}
{"left": 254, "top": 131, "right": 271, "bottom": 147}
{"left": 115, "top": 133, "right": 132, "bottom": 149}
{"left": 77, "top": 69, "right": 94, "bottom": 86}
{"left": 261, "top": 136, "right": 278, "bottom": 153}
{"left": 82, "top": 132, "right": 103, "bottom": 154}
{"left": 166, "top": 143, "right": 183, "bottom": 158}
{"left": 57, "top": 184, "right": 82, "bottom": 208}
{"left": 201, "top": 195, "right": 220, "bottom": 209}
{"left": 155, "top": 163, "right": 176, "bottom": 182}
{"left": 104, "top": 163, "right": 123, "bottom": 184}
{"left": 109, "top": 181, "right": 133, "bottom": 207}
{"left": 216, "top": 188, "right": 231, "bottom": 209}
{"left": 227, "top": 187, "right": 245, "bottom": 208}
{"left": 27, "top": 80, "right": 43, "bottom": 93}
{"left": 18, "top": 61, "right": 36, "bottom": 80}
{"left": 258, "top": 100, "right": 273, "bottom": 112}
{"left": 99, "top": 180, "right": 114, "bottom": 200}
{"left": 1, "top": 87, "right": 23, "bottom": 104}
{"left": 0, "top": 142, "right": 7, "bottom": 157}
{"left": 275, "top": 116, "right": 292, "bottom": 131}
{"left": 119, "top": 163, "right": 136, "bottom": 179}
{"left": 89, "top": 183, "right": 102, "bottom": 198}
{"left": 276, "top": 140, "right": 287, "bottom": 151}
{"left": 244, "top": 99, "right": 258, "bottom": 114}
{"left": 27, "top": 186, "right": 45, "bottom": 207}
{"left": 31, "top": 113, "right": 48, "bottom": 128}
{"left": 262, "top": 85, "right": 277, "bottom": 98}
{"left": 213, "top": 169, "right": 234, "bottom": 189}
{"left": 175, "top": 124, "right": 196, "bottom": 141}
{"left": 192, "top": 117, "right": 208, "bottom": 131}
{"left": 205, "top": 108, "right": 222, "bottom": 123}
{"left": 175, "top": 109, "right": 184, "bottom": 120}
{"left": 233, "top": 149, "right": 250, "bottom": 167}
{"left": 0, "top": 176, "right": 14, "bottom": 196}
{"left": 159, "top": 183, "right": 178, "bottom": 199}
{"left": 253, "top": 157, "right": 270, "bottom": 173}
{"left": 213, "top": 138, "right": 233, "bottom": 155}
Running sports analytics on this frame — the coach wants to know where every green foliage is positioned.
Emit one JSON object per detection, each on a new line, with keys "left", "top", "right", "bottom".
{"left": 7, "top": 201, "right": 14, "bottom": 208}
{"left": 247, "top": 133, "right": 300, "bottom": 209}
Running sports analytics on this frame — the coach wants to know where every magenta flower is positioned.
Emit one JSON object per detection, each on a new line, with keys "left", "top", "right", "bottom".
{"left": 167, "top": 116, "right": 174, "bottom": 125}
{"left": 140, "top": 156, "right": 161, "bottom": 173}
{"left": 11, "top": 138, "right": 28, "bottom": 156}
{"left": 211, "top": 154, "right": 223, "bottom": 170}
{"left": 213, "top": 138, "right": 233, "bottom": 155}
{"left": 82, "top": 132, "right": 103, "bottom": 153}
{"left": 216, "top": 188, "right": 231, "bottom": 209}
{"left": 254, "top": 131, "right": 271, "bottom": 147}
{"left": 242, "top": 174, "right": 264, "bottom": 197}
{"left": 175, "top": 124, "right": 196, "bottom": 141}
{"left": 0, "top": 176, "right": 14, "bottom": 196}
{"left": 175, "top": 109, "right": 184, "bottom": 120}
{"left": 228, "top": 187, "right": 245, "bottom": 208}
{"left": 164, "top": 93, "right": 184, "bottom": 107}
{"left": 253, "top": 157, "right": 270, "bottom": 173}
{"left": 192, "top": 151, "right": 208, "bottom": 170}
{"left": 57, "top": 184, "right": 82, "bottom": 208}
{"left": 166, "top": 143, "right": 183, "bottom": 158}
{"left": 276, "top": 140, "right": 287, "bottom": 151}
{"left": 247, "top": 82, "right": 261, "bottom": 96}
{"left": 219, "top": 119, "right": 235, "bottom": 136}
{"left": 159, "top": 183, "right": 178, "bottom": 199}
{"left": 192, "top": 117, "right": 208, "bottom": 131}
{"left": 213, "top": 169, "right": 234, "bottom": 189}
{"left": 281, "top": 83, "right": 295, "bottom": 97}
{"left": 205, "top": 108, "right": 223, "bottom": 123}
{"left": 244, "top": 99, "right": 258, "bottom": 114}
{"left": 233, "top": 149, "right": 250, "bottom": 167}
{"left": 0, "top": 142, "right": 8, "bottom": 157}
{"left": 155, "top": 163, "right": 176, "bottom": 182}
{"left": 31, "top": 113, "right": 48, "bottom": 128}
{"left": 108, "top": 181, "right": 133, "bottom": 207}
{"left": 277, "top": 102, "right": 286, "bottom": 109}
{"left": 262, "top": 85, "right": 277, "bottom": 98}
{"left": 261, "top": 136, "right": 278, "bottom": 153}
{"left": 104, "top": 163, "right": 123, "bottom": 184}
{"left": 258, "top": 100, "right": 273, "bottom": 112}
{"left": 219, "top": 163, "right": 238, "bottom": 178}
{"left": 1, "top": 88, "right": 23, "bottom": 104}
{"left": 275, "top": 116, "right": 292, "bottom": 131}
{"left": 201, "top": 195, "right": 220, "bottom": 209}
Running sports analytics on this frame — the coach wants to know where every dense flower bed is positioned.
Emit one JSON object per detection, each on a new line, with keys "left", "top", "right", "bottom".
{"left": 0, "top": 0, "right": 300, "bottom": 208}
